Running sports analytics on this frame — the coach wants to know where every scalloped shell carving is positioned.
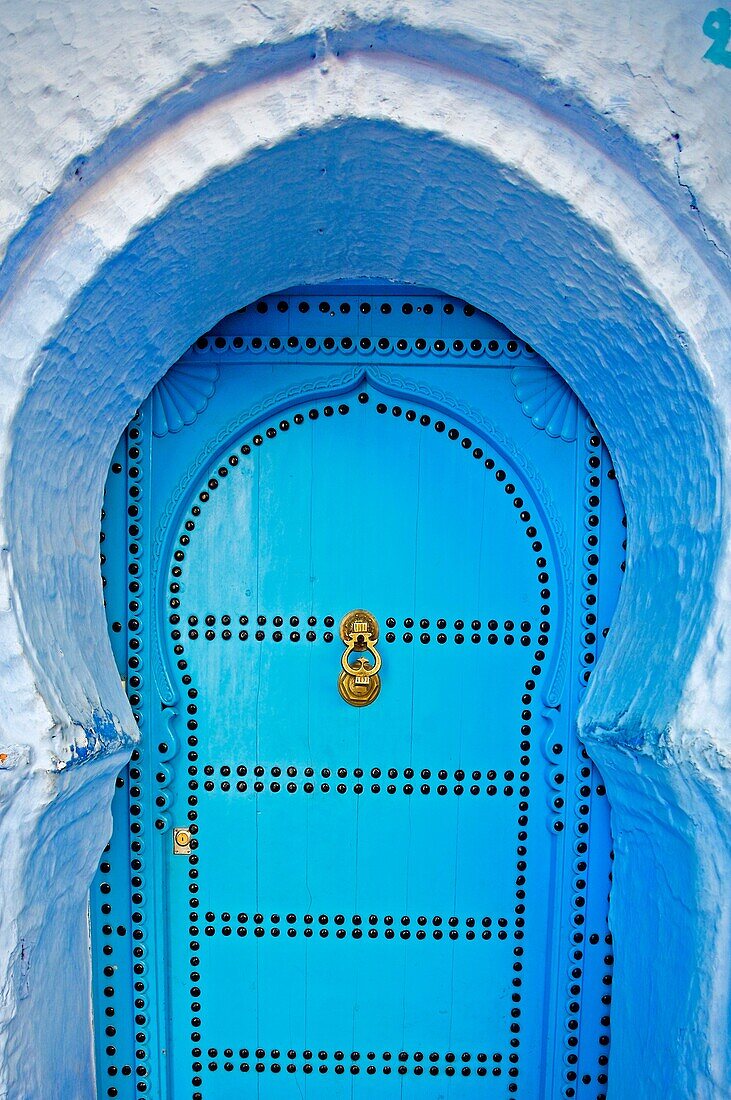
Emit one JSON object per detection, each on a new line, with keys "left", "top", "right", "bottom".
{"left": 151, "top": 361, "right": 219, "bottom": 438}
{"left": 511, "top": 363, "right": 579, "bottom": 443}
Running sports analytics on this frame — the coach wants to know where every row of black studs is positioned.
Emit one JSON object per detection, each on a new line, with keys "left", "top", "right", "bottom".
{"left": 242, "top": 296, "right": 499, "bottom": 316}
{"left": 559, "top": 420, "right": 612, "bottom": 1100}
{"left": 509, "top": 671, "right": 532, "bottom": 1089}
{"left": 97, "top": 498, "right": 121, "bottom": 1091}
{"left": 595, "top": 448, "right": 621, "bottom": 1095}
{"left": 181, "top": 645, "right": 205, "bottom": 1096}
{"left": 192, "top": 332, "right": 530, "bottom": 358}
{"left": 195, "top": 1057, "right": 512, "bottom": 1077}
{"left": 191, "top": 913, "right": 511, "bottom": 941}
{"left": 184, "top": 615, "right": 533, "bottom": 629}
{"left": 563, "top": 756, "right": 612, "bottom": 1100}
{"left": 124, "top": 414, "right": 151, "bottom": 1096}
{"left": 194, "top": 773, "right": 527, "bottom": 797}
{"left": 603, "top": 430, "right": 623, "bottom": 1073}
{"left": 196, "top": 912, "right": 509, "bottom": 928}
{"left": 99, "top": 413, "right": 152, "bottom": 1097}
{"left": 565, "top": 422, "right": 599, "bottom": 1095}
{"left": 184, "top": 623, "right": 536, "bottom": 646}
{"left": 97, "top": 500, "right": 135, "bottom": 1096}
{"left": 185, "top": 662, "right": 204, "bottom": 1100}
{"left": 582, "top": 428, "right": 613, "bottom": 1098}
{"left": 200, "top": 764, "right": 522, "bottom": 780}
{"left": 191, "top": 1044, "right": 516, "bottom": 1078}
{"left": 189, "top": 843, "right": 203, "bottom": 1099}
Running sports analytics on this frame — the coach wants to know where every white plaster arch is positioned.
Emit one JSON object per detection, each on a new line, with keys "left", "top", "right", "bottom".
{"left": 0, "top": 45, "right": 728, "bottom": 1100}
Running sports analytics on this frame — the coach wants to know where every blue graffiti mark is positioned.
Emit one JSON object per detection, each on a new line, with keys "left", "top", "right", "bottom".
{"left": 703, "top": 7, "right": 731, "bottom": 66}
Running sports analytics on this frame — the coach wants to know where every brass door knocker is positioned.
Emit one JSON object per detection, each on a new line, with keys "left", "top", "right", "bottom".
{"left": 338, "top": 610, "right": 381, "bottom": 707}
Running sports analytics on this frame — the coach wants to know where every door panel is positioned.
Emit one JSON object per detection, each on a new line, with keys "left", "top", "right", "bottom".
{"left": 92, "top": 285, "right": 624, "bottom": 1100}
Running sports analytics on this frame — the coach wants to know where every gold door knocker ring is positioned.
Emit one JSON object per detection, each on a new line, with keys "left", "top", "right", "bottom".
{"left": 338, "top": 610, "right": 382, "bottom": 707}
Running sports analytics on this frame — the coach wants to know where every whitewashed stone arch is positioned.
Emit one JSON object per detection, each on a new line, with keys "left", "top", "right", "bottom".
{"left": 0, "top": 42, "right": 728, "bottom": 1100}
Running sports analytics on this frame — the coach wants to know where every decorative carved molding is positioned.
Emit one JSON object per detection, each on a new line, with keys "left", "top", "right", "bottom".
{"left": 151, "top": 360, "right": 219, "bottom": 437}
{"left": 511, "top": 363, "right": 579, "bottom": 443}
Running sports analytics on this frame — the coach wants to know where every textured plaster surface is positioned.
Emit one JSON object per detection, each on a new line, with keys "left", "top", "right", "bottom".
{"left": 0, "top": 3, "right": 728, "bottom": 1099}
{"left": 0, "top": 0, "right": 729, "bottom": 270}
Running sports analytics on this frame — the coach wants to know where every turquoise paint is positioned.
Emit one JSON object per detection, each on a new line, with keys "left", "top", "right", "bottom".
{"left": 4, "top": 111, "right": 722, "bottom": 1094}
{"left": 91, "top": 284, "right": 625, "bottom": 1098}
{"left": 0, "top": 20, "right": 725, "bottom": 1096}
{"left": 703, "top": 8, "right": 731, "bottom": 66}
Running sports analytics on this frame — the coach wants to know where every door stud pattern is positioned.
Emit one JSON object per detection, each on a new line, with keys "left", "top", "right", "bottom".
{"left": 92, "top": 286, "right": 624, "bottom": 1100}
{"left": 193, "top": 766, "right": 526, "bottom": 797}
{"left": 190, "top": 1049, "right": 506, "bottom": 1077}
{"left": 190, "top": 913, "right": 511, "bottom": 939}
{"left": 182, "top": 616, "right": 537, "bottom": 645}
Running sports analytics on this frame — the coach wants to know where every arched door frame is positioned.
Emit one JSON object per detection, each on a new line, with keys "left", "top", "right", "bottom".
{"left": 0, "top": 44, "right": 728, "bottom": 1100}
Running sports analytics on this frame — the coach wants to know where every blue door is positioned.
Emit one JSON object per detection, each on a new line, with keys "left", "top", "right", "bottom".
{"left": 92, "top": 284, "right": 624, "bottom": 1099}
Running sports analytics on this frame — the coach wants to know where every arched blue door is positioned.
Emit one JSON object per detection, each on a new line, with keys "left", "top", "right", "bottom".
{"left": 92, "top": 284, "right": 624, "bottom": 1099}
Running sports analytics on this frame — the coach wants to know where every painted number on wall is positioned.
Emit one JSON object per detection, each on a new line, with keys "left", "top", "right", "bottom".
{"left": 703, "top": 8, "right": 731, "bottom": 66}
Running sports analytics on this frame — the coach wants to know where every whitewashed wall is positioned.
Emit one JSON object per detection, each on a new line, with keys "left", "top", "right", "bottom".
{"left": 0, "top": 1, "right": 729, "bottom": 257}
{"left": 0, "top": 3, "right": 728, "bottom": 1098}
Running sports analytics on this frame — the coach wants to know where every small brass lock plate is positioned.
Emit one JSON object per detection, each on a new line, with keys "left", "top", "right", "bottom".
{"left": 338, "top": 609, "right": 381, "bottom": 707}
{"left": 173, "top": 827, "right": 191, "bottom": 855}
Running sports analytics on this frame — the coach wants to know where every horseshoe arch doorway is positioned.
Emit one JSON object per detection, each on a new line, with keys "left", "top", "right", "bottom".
{"left": 91, "top": 282, "right": 624, "bottom": 1099}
